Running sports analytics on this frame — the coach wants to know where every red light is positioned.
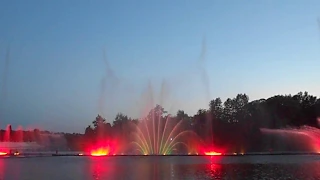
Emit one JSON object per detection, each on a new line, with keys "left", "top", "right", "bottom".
{"left": 204, "top": 151, "right": 222, "bottom": 156}
{"left": 0, "top": 152, "right": 7, "bottom": 156}
{"left": 91, "top": 147, "right": 109, "bottom": 156}
{"left": 87, "top": 140, "right": 117, "bottom": 156}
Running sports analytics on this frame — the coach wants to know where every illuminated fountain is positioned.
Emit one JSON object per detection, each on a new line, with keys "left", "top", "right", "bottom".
{"left": 0, "top": 125, "right": 42, "bottom": 156}
{"left": 131, "top": 111, "right": 198, "bottom": 155}
{"left": 0, "top": 125, "right": 65, "bottom": 156}
{"left": 88, "top": 40, "right": 220, "bottom": 156}
{"left": 130, "top": 102, "right": 216, "bottom": 155}
{"left": 86, "top": 109, "right": 216, "bottom": 156}
{"left": 129, "top": 81, "right": 197, "bottom": 155}
{"left": 260, "top": 126, "right": 320, "bottom": 152}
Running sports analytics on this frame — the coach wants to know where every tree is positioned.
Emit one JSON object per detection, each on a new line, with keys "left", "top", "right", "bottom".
{"left": 147, "top": 104, "right": 167, "bottom": 120}
{"left": 113, "top": 113, "right": 129, "bottom": 127}
{"left": 209, "top": 97, "right": 223, "bottom": 120}
{"left": 176, "top": 110, "right": 192, "bottom": 130}
{"left": 193, "top": 109, "right": 212, "bottom": 144}
{"left": 84, "top": 125, "right": 94, "bottom": 139}
{"left": 176, "top": 110, "right": 189, "bottom": 121}
{"left": 92, "top": 114, "right": 106, "bottom": 129}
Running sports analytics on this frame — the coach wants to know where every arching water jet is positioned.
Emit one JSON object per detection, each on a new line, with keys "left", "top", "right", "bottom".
{"left": 260, "top": 126, "right": 320, "bottom": 152}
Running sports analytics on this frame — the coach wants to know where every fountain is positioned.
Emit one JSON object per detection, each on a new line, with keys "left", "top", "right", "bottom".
{"left": 131, "top": 112, "right": 198, "bottom": 155}
{"left": 3, "top": 125, "right": 11, "bottom": 142}
{"left": 129, "top": 80, "right": 212, "bottom": 155}
{"left": 16, "top": 125, "right": 23, "bottom": 142}
{"left": 122, "top": 80, "right": 183, "bottom": 155}
{"left": 0, "top": 125, "right": 46, "bottom": 155}
{"left": 260, "top": 126, "right": 320, "bottom": 152}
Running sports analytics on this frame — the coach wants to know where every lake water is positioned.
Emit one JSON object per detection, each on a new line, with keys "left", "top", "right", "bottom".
{"left": 1, "top": 155, "right": 320, "bottom": 180}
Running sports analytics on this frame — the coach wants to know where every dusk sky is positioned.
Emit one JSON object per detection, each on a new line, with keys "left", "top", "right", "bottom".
{"left": 0, "top": 1, "right": 320, "bottom": 133}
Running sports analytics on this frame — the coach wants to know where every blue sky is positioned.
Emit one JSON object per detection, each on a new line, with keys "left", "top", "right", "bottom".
{"left": 0, "top": 0, "right": 320, "bottom": 132}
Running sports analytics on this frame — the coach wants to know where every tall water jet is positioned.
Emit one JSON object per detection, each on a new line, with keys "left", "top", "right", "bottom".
{"left": 16, "top": 125, "right": 23, "bottom": 142}
{"left": 317, "top": 18, "right": 320, "bottom": 41}
{"left": 95, "top": 48, "right": 117, "bottom": 151}
{"left": 197, "top": 37, "right": 215, "bottom": 148}
{"left": 198, "top": 36, "right": 210, "bottom": 102}
{"left": 4, "top": 124, "right": 11, "bottom": 142}
{"left": 0, "top": 47, "right": 10, "bottom": 134}
{"left": 98, "top": 47, "right": 120, "bottom": 116}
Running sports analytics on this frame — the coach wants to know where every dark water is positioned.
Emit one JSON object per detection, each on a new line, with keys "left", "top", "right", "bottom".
{"left": 1, "top": 155, "right": 320, "bottom": 180}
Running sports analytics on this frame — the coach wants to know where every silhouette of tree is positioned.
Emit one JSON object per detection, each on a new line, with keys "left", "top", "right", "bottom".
{"left": 85, "top": 125, "right": 94, "bottom": 139}
{"left": 147, "top": 104, "right": 167, "bottom": 121}
{"left": 3, "top": 91, "right": 320, "bottom": 153}
{"left": 113, "top": 113, "right": 129, "bottom": 126}
{"left": 92, "top": 114, "right": 106, "bottom": 129}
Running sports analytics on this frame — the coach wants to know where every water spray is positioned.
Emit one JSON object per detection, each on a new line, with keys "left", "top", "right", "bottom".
{"left": 1, "top": 45, "right": 10, "bottom": 106}
{"left": 198, "top": 36, "right": 211, "bottom": 102}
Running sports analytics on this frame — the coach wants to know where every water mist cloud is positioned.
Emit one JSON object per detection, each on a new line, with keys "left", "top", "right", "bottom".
{"left": 1, "top": 46, "right": 10, "bottom": 104}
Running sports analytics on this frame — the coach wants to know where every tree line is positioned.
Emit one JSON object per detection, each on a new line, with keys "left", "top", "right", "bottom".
{"left": 2, "top": 91, "right": 320, "bottom": 152}
{"left": 66, "top": 91, "right": 320, "bottom": 152}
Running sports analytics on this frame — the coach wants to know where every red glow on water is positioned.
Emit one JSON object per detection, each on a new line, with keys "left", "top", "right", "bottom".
{"left": 0, "top": 159, "right": 4, "bottom": 180}
{"left": 204, "top": 151, "right": 222, "bottom": 156}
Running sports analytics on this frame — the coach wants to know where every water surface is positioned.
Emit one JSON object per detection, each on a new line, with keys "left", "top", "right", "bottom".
{"left": 1, "top": 155, "right": 320, "bottom": 180}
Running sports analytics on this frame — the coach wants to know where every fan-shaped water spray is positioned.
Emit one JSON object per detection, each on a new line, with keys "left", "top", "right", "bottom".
{"left": 131, "top": 114, "right": 198, "bottom": 155}
{"left": 130, "top": 80, "right": 203, "bottom": 155}
{"left": 260, "top": 126, "right": 320, "bottom": 152}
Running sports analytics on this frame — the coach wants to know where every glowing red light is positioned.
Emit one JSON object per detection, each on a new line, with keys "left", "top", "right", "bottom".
{"left": 204, "top": 151, "right": 222, "bottom": 156}
{"left": 86, "top": 140, "right": 118, "bottom": 157}
{"left": 90, "top": 147, "right": 109, "bottom": 156}
{"left": 0, "top": 152, "right": 7, "bottom": 156}
{"left": 89, "top": 143, "right": 115, "bottom": 156}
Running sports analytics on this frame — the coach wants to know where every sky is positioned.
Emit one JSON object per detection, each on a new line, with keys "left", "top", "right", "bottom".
{"left": 0, "top": 0, "right": 320, "bottom": 133}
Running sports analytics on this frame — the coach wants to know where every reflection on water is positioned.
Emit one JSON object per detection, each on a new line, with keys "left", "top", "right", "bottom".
{"left": 0, "top": 156, "right": 320, "bottom": 179}
{"left": 0, "top": 158, "right": 4, "bottom": 179}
